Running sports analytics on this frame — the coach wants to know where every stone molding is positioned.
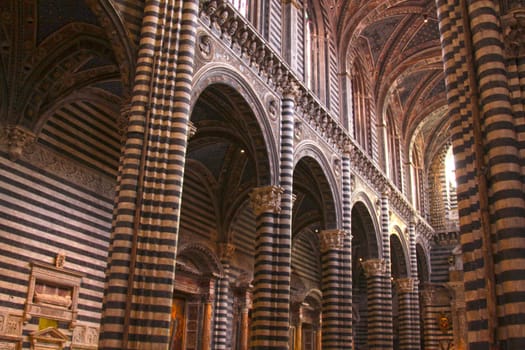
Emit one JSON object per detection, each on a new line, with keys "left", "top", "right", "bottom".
{"left": 249, "top": 186, "right": 284, "bottom": 215}
{"left": 218, "top": 242, "right": 236, "bottom": 261}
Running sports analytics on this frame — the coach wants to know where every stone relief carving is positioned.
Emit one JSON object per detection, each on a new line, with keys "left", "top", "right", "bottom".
{"left": 197, "top": 34, "right": 213, "bottom": 61}
{"left": 24, "top": 259, "right": 84, "bottom": 329}
{"left": 71, "top": 325, "right": 99, "bottom": 349}
{"left": 0, "top": 311, "right": 22, "bottom": 350}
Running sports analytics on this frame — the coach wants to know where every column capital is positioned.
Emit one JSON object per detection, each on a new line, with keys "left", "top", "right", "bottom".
{"left": 502, "top": 9, "right": 525, "bottom": 57}
{"left": 249, "top": 186, "right": 284, "bottom": 215}
{"left": 218, "top": 242, "right": 236, "bottom": 261}
{"left": 319, "top": 229, "right": 346, "bottom": 252}
{"left": 396, "top": 277, "right": 417, "bottom": 294}
{"left": 5, "top": 125, "right": 35, "bottom": 161}
{"left": 361, "top": 258, "right": 387, "bottom": 277}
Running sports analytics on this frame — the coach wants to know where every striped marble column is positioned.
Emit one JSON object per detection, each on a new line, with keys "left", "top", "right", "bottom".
{"left": 361, "top": 258, "right": 393, "bottom": 349}
{"left": 396, "top": 218, "right": 420, "bottom": 350}
{"left": 437, "top": 1, "right": 525, "bottom": 348}
{"left": 396, "top": 277, "right": 417, "bottom": 350}
{"left": 320, "top": 229, "right": 350, "bottom": 349}
{"left": 249, "top": 185, "right": 286, "bottom": 349}
{"left": 213, "top": 243, "right": 235, "bottom": 349}
{"left": 99, "top": 1, "right": 199, "bottom": 348}
{"left": 341, "top": 150, "right": 353, "bottom": 348}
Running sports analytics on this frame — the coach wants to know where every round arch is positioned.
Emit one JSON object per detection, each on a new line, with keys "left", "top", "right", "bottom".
{"left": 390, "top": 228, "right": 410, "bottom": 278}
{"left": 294, "top": 141, "right": 342, "bottom": 229}
{"left": 191, "top": 64, "right": 278, "bottom": 186}
{"left": 351, "top": 193, "right": 382, "bottom": 259}
{"left": 177, "top": 241, "right": 223, "bottom": 277}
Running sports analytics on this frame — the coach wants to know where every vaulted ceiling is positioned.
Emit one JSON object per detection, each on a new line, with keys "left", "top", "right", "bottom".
{"left": 332, "top": 0, "right": 450, "bottom": 163}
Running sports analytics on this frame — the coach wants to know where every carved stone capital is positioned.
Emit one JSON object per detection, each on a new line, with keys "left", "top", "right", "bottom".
{"left": 319, "top": 229, "right": 346, "bottom": 252}
{"left": 361, "top": 259, "right": 387, "bottom": 277}
{"left": 249, "top": 186, "right": 284, "bottom": 215}
{"left": 5, "top": 125, "right": 35, "bottom": 160}
{"left": 502, "top": 9, "right": 525, "bottom": 58}
{"left": 218, "top": 242, "right": 235, "bottom": 261}
{"left": 396, "top": 277, "right": 417, "bottom": 294}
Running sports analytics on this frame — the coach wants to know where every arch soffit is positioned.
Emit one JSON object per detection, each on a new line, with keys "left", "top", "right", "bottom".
{"left": 85, "top": 0, "right": 135, "bottom": 93}
{"left": 415, "top": 239, "right": 431, "bottom": 282}
{"left": 294, "top": 141, "right": 342, "bottom": 229}
{"left": 390, "top": 225, "right": 410, "bottom": 277}
{"left": 191, "top": 64, "right": 278, "bottom": 186}
{"left": 18, "top": 24, "right": 119, "bottom": 130}
{"left": 351, "top": 192, "right": 382, "bottom": 258}
{"left": 177, "top": 241, "right": 223, "bottom": 277}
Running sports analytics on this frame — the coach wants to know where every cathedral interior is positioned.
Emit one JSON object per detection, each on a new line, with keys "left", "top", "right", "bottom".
{"left": 0, "top": 0, "right": 524, "bottom": 349}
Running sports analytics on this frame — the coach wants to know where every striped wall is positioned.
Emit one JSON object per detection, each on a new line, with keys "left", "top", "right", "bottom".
{"left": 268, "top": 0, "right": 282, "bottom": 53}
{"left": 292, "top": 231, "right": 321, "bottom": 285}
{"left": 0, "top": 130, "right": 116, "bottom": 348}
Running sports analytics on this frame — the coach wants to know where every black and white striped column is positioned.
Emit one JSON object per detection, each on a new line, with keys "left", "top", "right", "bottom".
{"left": 249, "top": 185, "right": 286, "bottom": 349}
{"left": 320, "top": 229, "right": 350, "bottom": 349}
{"left": 397, "top": 218, "right": 420, "bottom": 350}
{"left": 342, "top": 149, "right": 353, "bottom": 348}
{"left": 99, "top": 1, "right": 199, "bottom": 348}
{"left": 213, "top": 243, "right": 235, "bottom": 349}
{"left": 361, "top": 258, "right": 392, "bottom": 349}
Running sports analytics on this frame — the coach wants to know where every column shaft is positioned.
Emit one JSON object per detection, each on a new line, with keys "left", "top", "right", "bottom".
{"left": 362, "top": 259, "right": 392, "bottom": 349}
{"left": 249, "top": 186, "right": 286, "bottom": 349}
{"left": 100, "top": 1, "right": 199, "bottom": 348}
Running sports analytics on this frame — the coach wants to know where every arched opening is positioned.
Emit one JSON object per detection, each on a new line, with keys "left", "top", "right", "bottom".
{"left": 390, "top": 232, "right": 409, "bottom": 350}
{"left": 181, "top": 81, "right": 272, "bottom": 348}
{"left": 351, "top": 200, "right": 380, "bottom": 349}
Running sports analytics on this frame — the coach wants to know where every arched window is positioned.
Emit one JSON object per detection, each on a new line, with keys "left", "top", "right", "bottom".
{"left": 351, "top": 58, "right": 372, "bottom": 156}
{"left": 305, "top": 12, "right": 313, "bottom": 90}
{"left": 386, "top": 109, "right": 401, "bottom": 189}
{"left": 229, "top": 0, "right": 248, "bottom": 16}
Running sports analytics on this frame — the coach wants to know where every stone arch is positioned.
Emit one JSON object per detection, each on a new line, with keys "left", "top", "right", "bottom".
{"left": 176, "top": 241, "right": 223, "bottom": 277}
{"left": 294, "top": 141, "right": 341, "bottom": 229}
{"left": 351, "top": 193, "right": 381, "bottom": 259}
{"left": 84, "top": 0, "right": 135, "bottom": 93}
{"left": 416, "top": 241, "right": 430, "bottom": 284}
{"left": 191, "top": 64, "right": 277, "bottom": 186}
{"left": 390, "top": 228, "right": 409, "bottom": 278}
{"left": 16, "top": 24, "right": 121, "bottom": 131}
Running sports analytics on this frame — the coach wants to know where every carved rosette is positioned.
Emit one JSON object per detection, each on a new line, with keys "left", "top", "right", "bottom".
{"left": 249, "top": 186, "right": 284, "bottom": 215}
{"left": 319, "top": 230, "right": 346, "bottom": 252}
{"left": 5, "top": 126, "right": 35, "bottom": 160}
{"left": 361, "top": 259, "right": 387, "bottom": 277}
{"left": 502, "top": 9, "right": 525, "bottom": 58}
{"left": 396, "top": 277, "right": 416, "bottom": 294}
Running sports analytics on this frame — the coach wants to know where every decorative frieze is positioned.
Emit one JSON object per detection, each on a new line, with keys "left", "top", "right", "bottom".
{"left": 71, "top": 325, "right": 99, "bottom": 350}
{"left": 249, "top": 186, "right": 284, "bottom": 215}
{"left": 319, "top": 229, "right": 346, "bottom": 252}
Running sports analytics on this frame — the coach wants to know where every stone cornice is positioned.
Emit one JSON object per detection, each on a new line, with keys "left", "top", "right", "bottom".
{"left": 198, "top": 0, "right": 435, "bottom": 232}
